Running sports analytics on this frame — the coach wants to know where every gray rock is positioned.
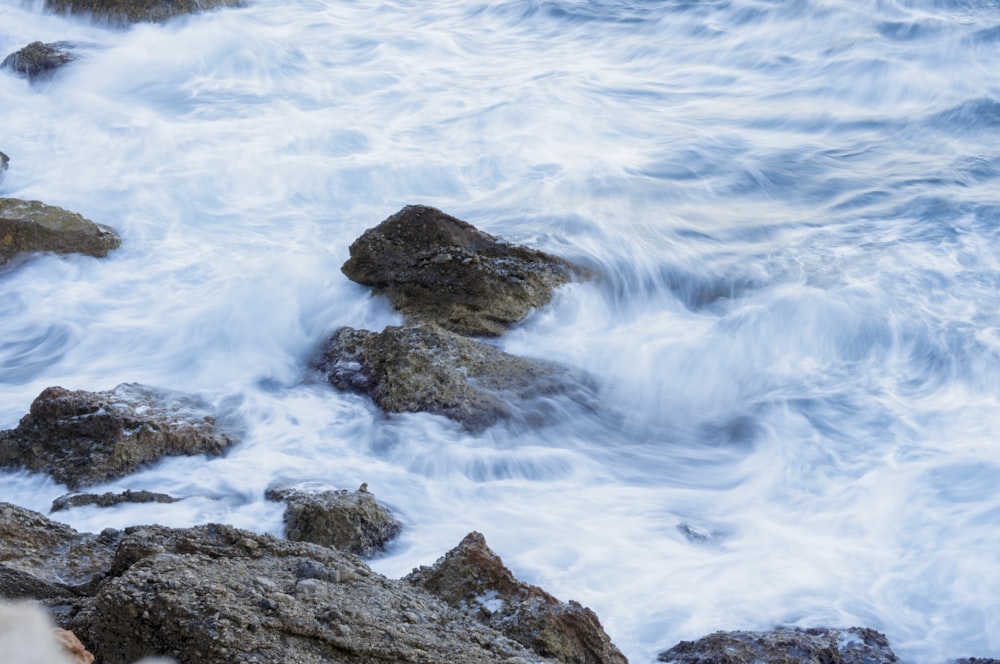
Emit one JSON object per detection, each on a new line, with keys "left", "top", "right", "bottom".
{"left": 342, "top": 205, "right": 580, "bottom": 337}
{"left": 44, "top": 0, "right": 244, "bottom": 24}
{"left": 0, "top": 198, "right": 120, "bottom": 266}
{"left": 51, "top": 490, "right": 179, "bottom": 513}
{"left": 265, "top": 485, "right": 402, "bottom": 558}
{"left": 68, "top": 521, "right": 551, "bottom": 664}
{"left": 656, "top": 626, "right": 899, "bottom": 663}
{"left": 1, "top": 41, "right": 76, "bottom": 81}
{"left": 0, "top": 151, "right": 8, "bottom": 174}
{"left": 406, "top": 531, "right": 627, "bottom": 664}
{"left": 314, "top": 324, "right": 594, "bottom": 431}
{"left": 0, "top": 383, "right": 236, "bottom": 489}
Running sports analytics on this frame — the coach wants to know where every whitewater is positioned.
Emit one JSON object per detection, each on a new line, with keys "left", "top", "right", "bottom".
{"left": 2, "top": 0, "right": 1000, "bottom": 661}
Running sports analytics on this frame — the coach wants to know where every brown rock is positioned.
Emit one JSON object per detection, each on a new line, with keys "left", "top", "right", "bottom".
{"left": 51, "top": 490, "right": 180, "bottom": 513}
{"left": 265, "top": 485, "right": 402, "bottom": 557}
{"left": 44, "top": 0, "right": 244, "bottom": 24}
{"left": 0, "top": 198, "right": 120, "bottom": 266}
{"left": 656, "top": 626, "right": 899, "bottom": 663}
{"left": 406, "top": 532, "right": 627, "bottom": 664}
{"left": 54, "top": 628, "right": 95, "bottom": 664}
{"left": 342, "top": 205, "right": 580, "bottom": 337}
{"left": 314, "top": 324, "right": 594, "bottom": 431}
{"left": 0, "top": 383, "right": 236, "bottom": 489}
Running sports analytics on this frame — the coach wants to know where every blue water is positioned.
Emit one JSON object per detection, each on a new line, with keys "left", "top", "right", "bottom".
{"left": 2, "top": 0, "right": 1000, "bottom": 661}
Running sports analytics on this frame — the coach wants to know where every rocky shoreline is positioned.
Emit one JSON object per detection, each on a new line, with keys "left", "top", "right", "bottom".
{"left": 2, "top": 2, "right": 999, "bottom": 662}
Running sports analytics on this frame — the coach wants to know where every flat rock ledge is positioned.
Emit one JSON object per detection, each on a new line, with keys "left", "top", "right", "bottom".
{"left": 0, "top": 383, "right": 236, "bottom": 490}
{"left": 0, "top": 198, "right": 120, "bottom": 267}
{"left": 313, "top": 324, "right": 594, "bottom": 431}
{"left": 265, "top": 485, "right": 402, "bottom": 558}
{"left": 44, "top": 0, "right": 244, "bottom": 24}
{"left": 0, "top": 502, "right": 601, "bottom": 664}
{"left": 51, "top": 490, "right": 179, "bottom": 513}
{"left": 342, "top": 205, "right": 580, "bottom": 337}
{"left": 407, "top": 531, "right": 628, "bottom": 664}
{"left": 1, "top": 41, "right": 77, "bottom": 81}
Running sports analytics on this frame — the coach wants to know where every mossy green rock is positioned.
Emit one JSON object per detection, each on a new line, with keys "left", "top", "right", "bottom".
{"left": 0, "top": 198, "right": 120, "bottom": 266}
{"left": 342, "top": 205, "right": 579, "bottom": 337}
{"left": 314, "top": 324, "right": 593, "bottom": 431}
{"left": 44, "top": 0, "right": 243, "bottom": 24}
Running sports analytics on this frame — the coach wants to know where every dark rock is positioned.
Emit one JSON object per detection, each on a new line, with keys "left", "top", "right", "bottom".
{"left": 0, "top": 502, "right": 117, "bottom": 596}
{"left": 265, "top": 485, "right": 402, "bottom": 558}
{"left": 69, "top": 521, "right": 550, "bottom": 664}
{"left": 656, "top": 626, "right": 899, "bottom": 663}
{"left": 954, "top": 660, "right": 1000, "bottom": 663}
{"left": 0, "top": 151, "right": 8, "bottom": 174}
{"left": 1, "top": 41, "right": 76, "bottom": 81}
{"left": 51, "top": 490, "right": 179, "bottom": 513}
{"left": 0, "top": 198, "right": 120, "bottom": 266}
{"left": 44, "top": 0, "right": 244, "bottom": 24}
{"left": 314, "top": 324, "right": 594, "bottom": 431}
{"left": 342, "top": 205, "right": 580, "bottom": 337}
{"left": 406, "top": 531, "right": 627, "bottom": 664}
{"left": 0, "top": 383, "right": 236, "bottom": 489}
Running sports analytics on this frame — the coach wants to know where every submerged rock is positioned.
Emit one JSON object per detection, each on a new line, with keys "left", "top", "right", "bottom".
{"left": 314, "top": 324, "right": 594, "bottom": 431}
{"left": 342, "top": 205, "right": 579, "bottom": 337}
{"left": 265, "top": 485, "right": 402, "bottom": 558}
{"left": 406, "top": 531, "right": 627, "bottom": 664}
{"left": 44, "top": 0, "right": 244, "bottom": 24}
{"left": 1, "top": 41, "right": 76, "bottom": 81}
{"left": 0, "top": 383, "right": 236, "bottom": 489}
{"left": 656, "top": 626, "right": 899, "bottom": 663}
{"left": 51, "top": 490, "right": 179, "bottom": 513}
{"left": 0, "top": 198, "right": 120, "bottom": 266}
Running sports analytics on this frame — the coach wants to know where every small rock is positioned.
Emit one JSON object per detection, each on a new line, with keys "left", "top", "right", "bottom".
{"left": 44, "top": 0, "right": 244, "bottom": 24}
{"left": 0, "top": 198, "right": 120, "bottom": 267}
{"left": 0, "top": 383, "right": 236, "bottom": 489}
{"left": 266, "top": 486, "right": 401, "bottom": 558}
{"left": 341, "top": 205, "right": 581, "bottom": 337}
{"left": 1, "top": 41, "right": 76, "bottom": 81}
{"left": 656, "top": 626, "right": 900, "bottom": 663}
{"left": 51, "top": 490, "right": 179, "bottom": 513}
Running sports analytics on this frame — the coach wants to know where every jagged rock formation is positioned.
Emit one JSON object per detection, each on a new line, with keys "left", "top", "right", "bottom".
{"left": 44, "top": 0, "right": 244, "bottom": 24}
{"left": 406, "top": 531, "right": 627, "bottom": 664}
{"left": 0, "top": 198, "right": 120, "bottom": 266}
{"left": 342, "top": 205, "right": 579, "bottom": 337}
{"left": 1, "top": 41, "right": 76, "bottom": 81}
{"left": 265, "top": 485, "right": 402, "bottom": 558}
{"left": 0, "top": 384, "right": 236, "bottom": 489}
{"left": 656, "top": 626, "right": 899, "bottom": 663}
{"left": 314, "top": 324, "right": 593, "bottom": 431}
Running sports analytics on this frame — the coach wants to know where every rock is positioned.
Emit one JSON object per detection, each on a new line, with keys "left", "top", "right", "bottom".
{"left": 0, "top": 198, "right": 120, "bottom": 266}
{"left": 265, "top": 485, "right": 402, "bottom": 558}
{"left": 406, "top": 531, "right": 627, "bottom": 664}
{"left": 54, "top": 627, "right": 95, "bottom": 664}
{"left": 0, "top": 383, "right": 236, "bottom": 489}
{"left": 656, "top": 626, "right": 899, "bottom": 663}
{"left": 68, "top": 521, "right": 551, "bottom": 664}
{"left": 51, "top": 490, "right": 179, "bottom": 513}
{"left": 342, "top": 205, "right": 580, "bottom": 337}
{"left": 0, "top": 503, "right": 117, "bottom": 614}
{"left": 0, "top": 151, "right": 8, "bottom": 177}
{"left": 314, "top": 324, "right": 594, "bottom": 431}
{"left": 1, "top": 42, "right": 76, "bottom": 81}
{"left": 44, "top": 0, "right": 244, "bottom": 24}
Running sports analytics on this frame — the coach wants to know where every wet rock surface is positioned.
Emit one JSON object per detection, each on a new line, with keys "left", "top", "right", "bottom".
{"left": 0, "top": 383, "right": 236, "bottom": 489}
{"left": 51, "top": 490, "right": 179, "bottom": 513}
{"left": 265, "top": 485, "right": 402, "bottom": 558}
{"left": 314, "top": 324, "right": 593, "bottom": 431}
{"left": 656, "top": 626, "right": 899, "bottom": 663}
{"left": 0, "top": 198, "right": 120, "bottom": 266}
{"left": 406, "top": 531, "right": 627, "bottom": 664}
{"left": 1, "top": 41, "right": 76, "bottom": 81}
{"left": 342, "top": 205, "right": 579, "bottom": 337}
{"left": 44, "top": 0, "right": 244, "bottom": 24}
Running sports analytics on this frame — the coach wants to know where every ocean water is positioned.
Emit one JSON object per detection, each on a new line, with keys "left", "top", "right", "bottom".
{"left": 2, "top": 0, "right": 1000, "bottom": 661}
